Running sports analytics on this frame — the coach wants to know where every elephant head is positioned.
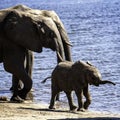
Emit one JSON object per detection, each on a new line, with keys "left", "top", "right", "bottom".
{"left": 1, "top": 5, "right": 72, "bottom": 62}
{"left": 72, "top": 61, "right": 116, "bottom": 86}
{"left": 85, "top": 61, "right": 115, "bottom": 86}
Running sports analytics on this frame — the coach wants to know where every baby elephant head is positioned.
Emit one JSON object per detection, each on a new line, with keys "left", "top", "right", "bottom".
{"left": 85, "top": 62, "right": 116, "bottom": 86}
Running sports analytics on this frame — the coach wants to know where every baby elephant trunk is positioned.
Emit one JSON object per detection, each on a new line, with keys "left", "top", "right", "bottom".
{"left": 99, "top": 80, "right": 116, "bottom": 86}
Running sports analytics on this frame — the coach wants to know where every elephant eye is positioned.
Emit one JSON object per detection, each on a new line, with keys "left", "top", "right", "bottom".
{"left": 49, "top": 31, "right": 54, "bottom": 38}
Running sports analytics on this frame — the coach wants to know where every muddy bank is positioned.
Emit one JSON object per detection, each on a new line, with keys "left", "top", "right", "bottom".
{"left": 0, "top": 101, "right": 120, "bottom": 120}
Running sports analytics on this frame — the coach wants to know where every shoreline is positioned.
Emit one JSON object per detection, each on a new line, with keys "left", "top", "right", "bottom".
{"left": 0, "top": 101, "right": 120, "bottom": 120}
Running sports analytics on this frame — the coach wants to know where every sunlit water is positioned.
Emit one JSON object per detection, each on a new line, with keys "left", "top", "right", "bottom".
{"left": 0, "top": 0, "right": 120, "bottom": 114}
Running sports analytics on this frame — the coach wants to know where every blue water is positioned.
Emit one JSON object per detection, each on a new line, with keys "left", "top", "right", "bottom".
{"left": 0, "top": 0, "right": 120, "bottom": 114}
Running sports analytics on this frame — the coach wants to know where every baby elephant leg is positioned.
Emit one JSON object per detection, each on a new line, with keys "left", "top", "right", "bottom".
{"left": 83, "top": 86, "right": 91, "bottom": 110}
{"left": 49, "top": 85, "right": 59, "bottom": 109}
{"left": 65, "top": 91, "right": 77, "bottom": 111}
{"left": 75, "top": 90, "right": 84, "bottom": 111}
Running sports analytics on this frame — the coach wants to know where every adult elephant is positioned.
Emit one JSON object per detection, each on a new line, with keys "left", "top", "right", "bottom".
{"left": 0, "top": 5, "right": 72, "bottom": 102}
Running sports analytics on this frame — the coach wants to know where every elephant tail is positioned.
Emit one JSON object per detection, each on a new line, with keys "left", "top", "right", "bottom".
{"left": 41, "top": 76, "right": 51, "bottom": 84}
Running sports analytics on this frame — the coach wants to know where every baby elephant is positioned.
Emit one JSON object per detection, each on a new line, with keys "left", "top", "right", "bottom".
{"left": 42, "top": 61, "right": 115, "bottom": 111}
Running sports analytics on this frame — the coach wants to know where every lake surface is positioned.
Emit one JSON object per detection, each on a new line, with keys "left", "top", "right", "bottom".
{"left": 0, "top": 0, "right": 120, "bottom": 114}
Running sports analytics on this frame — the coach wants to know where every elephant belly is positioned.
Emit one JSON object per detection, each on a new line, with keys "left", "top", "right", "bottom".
{"left": 2, "top": 39, "right": 26, "bottom": 73}
{"left": 55, "top": 78, "right": 73, "bottom": 92}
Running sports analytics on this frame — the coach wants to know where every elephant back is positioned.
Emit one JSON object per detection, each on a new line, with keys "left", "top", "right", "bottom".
{"left": 0, "top": 5, "right": 30, "bottom": 22}
{"left": 72, "top": 60, "right": 88, "bottom": 70}
{"left": 52, "top": 61, "right": 73, "bottom": 82}
{"left": 55, "top": 61, "right": 73, "bottom": 71}
{"left": 53, "top": 61, "right": 73, "bottom": 75}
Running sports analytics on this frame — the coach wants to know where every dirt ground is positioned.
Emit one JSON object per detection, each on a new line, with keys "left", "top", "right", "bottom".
{"left": 0, "top": 101, "right": 120, "bottom": 120}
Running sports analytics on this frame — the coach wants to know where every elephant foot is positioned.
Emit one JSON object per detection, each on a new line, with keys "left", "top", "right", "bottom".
{"left": 70, "top": 105, "right": 77, "bottom": 111}
{"left": 84, "top": 101, "right": 91, "bottom": 110}
{"left": 77, "top": 108, "right": 86, "bottom": 112}
{"left": 10, "top": 96, "right": 24, "bottom": 103}
{"left": 49, "top": 105, "right": 55, "bottom": 110}
{"left": 18, "top": 89, "right": 28, "bottom": 100}
{"left": 84, "top": 107, "right": 89, "bottom": 110}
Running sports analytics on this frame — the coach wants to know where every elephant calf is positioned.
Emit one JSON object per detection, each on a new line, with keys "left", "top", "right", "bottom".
{"left": 42, "top": 60, "right": 115, "bottom": 111}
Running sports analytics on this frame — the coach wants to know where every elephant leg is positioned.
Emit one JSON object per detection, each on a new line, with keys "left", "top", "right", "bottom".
{"left": 10, "top": 50, "right": 33, "bottom": 92}
{"left": 25, "top": 50, "right": 33, "bottom": 78}
{"left": 55, "top": 93, "right": 60, "bottom": 101}
{"left": 3, "top": 40, "right": 32, "bottom": 100}
{"left": 49, "top": 85, "right": 59, "bottom": 109}
{"left": 22, "top": 50, "right": 34, "bottom": 100}
{"left": 65, "top": 91, "right": 77, "bottom": 111}
{"left": 10, "top": 75, "right": 23, "bottom": 91}
{"left": 16, "top": 70, "right": 33, "bottom": 99}
{"left": 75, "top": 90, "right": 84, "bottom": 111}
{"left": 83, "top": 86, "right": 91, "bottom": 110}
{"left": 9, "top": 64, "right": 32, "bottom": 100}
{"left": 10, "top": 75, "right": 24, "bottom": 102}
{"left": 11, "top": 76, "right": 20, "bottom": 93}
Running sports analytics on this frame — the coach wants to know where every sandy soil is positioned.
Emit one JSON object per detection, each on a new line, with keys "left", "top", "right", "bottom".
{"left": 0, "top": 101, "right": 120, "bottom": 120}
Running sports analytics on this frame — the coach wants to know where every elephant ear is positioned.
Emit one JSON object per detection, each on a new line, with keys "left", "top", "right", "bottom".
{"left": 3, "top": 10, "right": 43, "bottom": 52}
{"left": 3, "top": 10, "right": 65, "bottom": 58}
{"left": 42, "top": 10, "right": 72, "bottom": 61}
{"left": 85, "top": 70, "right": 95, "bottom": 85}
{"left": 85, "top": 65, "right": 102, "bottom": 86}
{"left": 41, "top": 10, "right": 71, "bottom": 46}
{"left": 71, "top": 60, "right": 89, "bottom": 80}
{"left": 53, "top": 14, "right": 72, "bottom": 61}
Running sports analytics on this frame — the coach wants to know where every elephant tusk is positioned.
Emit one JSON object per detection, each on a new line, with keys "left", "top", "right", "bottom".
{"left": 56, "top": 51, "right": 64, "bottom": 62}
{"left": 64, "top": 41, "right": 73, "bottom": 47}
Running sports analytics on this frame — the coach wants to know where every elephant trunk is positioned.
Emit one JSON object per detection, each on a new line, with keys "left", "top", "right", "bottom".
{"left": 56, "top": 51, "right": 64, "bottom": 62}
{"left": 58, "top": 28, "right": 72, "bottom": 61}
{"left": 54, "top": 20, "right": 72, "bottom": 61}
{"left": 54, "top": 37, "right": 65, "bottom": 63}
{"left": 63, "top": 42, "right": 72, "bottom": 61}
{"left": 99, "top": 80, "right": 116, "bottom": 86}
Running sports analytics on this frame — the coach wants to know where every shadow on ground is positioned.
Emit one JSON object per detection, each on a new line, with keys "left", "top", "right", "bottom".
{"left": 18, "top": 107, "right": 120, "bottom": 120}
{"left": 51, "top": 118, "right": 120, "bottom": 120}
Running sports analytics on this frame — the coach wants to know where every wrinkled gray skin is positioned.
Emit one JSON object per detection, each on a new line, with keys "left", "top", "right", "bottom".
{"left": 42, "top": 61, "right": 115, "bottom": 111}
{"left": 10, "top": 50, "right": 33, "bottom": 102}
{"left": 10, "top": 50, "right": 33, "bottom": 91}
{"left": 10, "top": 50, "right": 33, "bottom": 101}
{"left": 0, "top": 5, "right": 72, "bottom": 101}
{"left": 0, "top": 38, "right": 33, "bottom": 102}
